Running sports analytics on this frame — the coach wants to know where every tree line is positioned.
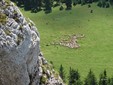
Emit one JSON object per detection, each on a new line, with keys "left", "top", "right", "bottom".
{"left": 59, "top": 64, "right": 113, "bottom": 85}
{"left": 11, "top": 0, "right": 113, "bottom": 13}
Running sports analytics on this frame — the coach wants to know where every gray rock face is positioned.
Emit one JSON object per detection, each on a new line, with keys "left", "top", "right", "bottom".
{"left": 0, "top": 0, "right": 64, "bottom": 85}
{"left": 0, "top": 0, "right": 40, "bottom": 85}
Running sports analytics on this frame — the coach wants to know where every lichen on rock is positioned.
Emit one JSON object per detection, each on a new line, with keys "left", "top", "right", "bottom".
{"left": 0, "top": 0, "right": 64, "bottom": 85}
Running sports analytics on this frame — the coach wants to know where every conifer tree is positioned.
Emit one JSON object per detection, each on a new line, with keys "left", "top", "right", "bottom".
{"left": 99, "top": 70, "right": 107, "bottom": 85}
{"left": 84, "top": 69, "right": 97, "bottom": 85}
{"left": 68, "top": 67, "right": 82, "bottom": 85}
{"left": 108, "top": 77, "right": 113, "bottom": 85}
{"left": 59, "top": 64, "right": 66, "bottom": 82}
{"left": 44, "top": 0, "right": 52, "bottom": 13}
{"left": 65, "top": 0, "right": 72, "bottom": 10}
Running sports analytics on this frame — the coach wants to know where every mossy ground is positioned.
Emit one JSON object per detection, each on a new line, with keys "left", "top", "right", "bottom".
{"left": 0, "top": 13, "right": 6, "bottom": 24}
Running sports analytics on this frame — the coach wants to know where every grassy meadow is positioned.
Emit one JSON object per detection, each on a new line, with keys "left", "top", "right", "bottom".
{"left": 21, "top": 3, "right": 113, "bottom": 79}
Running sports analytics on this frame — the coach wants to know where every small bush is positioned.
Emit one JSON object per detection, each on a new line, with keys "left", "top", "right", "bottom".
{"left": 4, "top": 30, "right": 11, "bottom": 35}
{"left": 97, "top": 2, "right": 102, "bottom": 7}
{"left": 59, "top": 6, "right": 64, "bottom": 11}
{"left": 90, "top": 10, "right": 93, "bottom": 13}
{"left": 81, "top": 2, "right": 85, "bottom": 6}
{"left": 102, "top": 1, "right": 106, "bottom": 8}
{"left": 40, "top": 75, "right": 47, "bottom": 84}
{"left": 53, "top": 3, "right": 60, "bottom": 7}
{"left": 77, "top": 0, "right": 81, "bottom": 4}
{"left": 5, "top": 0, "right": 10, "bottom": 5}
{"left": 73, "top": 2, "right": 77, "bottom": 6}
{"left": 81, "top": 0, "right": 86, "bottom": 6}
{"left": 88, "top": 4, "right": 91, "bottom": 8}
{"left": 106, "top": 3, "right": 110, "bottom": 8}
{"left": 0, "top": 13, "right": 7, "bottom": 24}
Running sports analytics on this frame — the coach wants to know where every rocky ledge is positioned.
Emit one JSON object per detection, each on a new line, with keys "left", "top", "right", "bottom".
{"left": 0, "top": 0, "right": 64, "bottom": 85}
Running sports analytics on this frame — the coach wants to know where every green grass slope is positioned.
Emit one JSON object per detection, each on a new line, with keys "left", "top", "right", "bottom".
{"left": 21, "top": 3, "right": 113, "bottom": 79}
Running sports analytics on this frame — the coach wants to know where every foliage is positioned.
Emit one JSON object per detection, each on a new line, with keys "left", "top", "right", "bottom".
{"left": 11, "top": 0, "right": 112, "bottom": 12}
{"left": 65, "top": 0, "right": 72, "bottom": 10}
{"left": 59, "top": 6, "right": 64, "bottom": 10}
{"left": 99, "top": 70, "right": 107, "bottom": 85}
{"left": 97, "top": 1, "right": 102, "bottom": 7}
{"left": 0, "top": 13, "right": 7, "bottom": 24}
{"left": 88, "top": 4, "right": 91, "bottom": 8}
{"left": 50, "top": 61, "right": 54, "bottom": 68}
{"left": 107, "top": 77, "right": 113, "bottom": 85}
{"left": 59, "top": 64, "right": 66, "bottom": 82}
{"left": 68, "top": 67, "right": 82, "bottom": 85}
{"left": 81, "top": 0, "right": 86, "bottom": 6}
{"left": 4, "top": 29, "right": 11, "bottom": 35}
{"left": 102, "top": 1, "right": 107, "bottom": 8}
{"left": 106, "top": 3, "right": 110, "bottom": 8}
{"left": 40, "top": 75, "right": 47, "bottom": 84}
{"left": 73, "top": 0, "right": 77, "bottom": 6}
{"left": 44, "top": 0, "right": 52, "bottom": 13}
{"left": 97, "top": 0, "right": 110, "bottom": 8}
{"left": 84, "top": 70, "right": 97, "bottom": 85}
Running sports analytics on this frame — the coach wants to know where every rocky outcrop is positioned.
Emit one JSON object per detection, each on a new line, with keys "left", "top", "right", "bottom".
{"left": 0, "top": 0, "right": 64, "bottom": 85}
{"left": 38, "top": 52, "right": 64, "bottom": 85}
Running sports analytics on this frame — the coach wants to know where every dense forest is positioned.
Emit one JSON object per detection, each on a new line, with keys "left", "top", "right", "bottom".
{"left": 11, "top": 0, "right": 113, "bottom": 13}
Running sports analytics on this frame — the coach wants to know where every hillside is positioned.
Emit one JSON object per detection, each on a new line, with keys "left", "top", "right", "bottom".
{"left": 21, "top": 3, "right": 113, "bottom": 79}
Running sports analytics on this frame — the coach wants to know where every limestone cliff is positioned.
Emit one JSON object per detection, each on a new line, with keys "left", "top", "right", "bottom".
{"left": 0, "top": 0, "right": 64, "bottom": 85}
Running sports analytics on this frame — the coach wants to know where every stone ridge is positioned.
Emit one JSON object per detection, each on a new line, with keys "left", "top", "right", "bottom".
{"left": 0, "top": 0, "right": 64, "bottom": 85}
{"left": 0, "top": 0, "right": 40, "bottom": 52}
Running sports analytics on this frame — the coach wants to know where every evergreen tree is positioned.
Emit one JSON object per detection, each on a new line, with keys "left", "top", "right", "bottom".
{"left": 110, "top": 0, "right": 113, "bottom": 5}
{"left": 108, "top": 77, "right": 113, "bottom": 85}
{"left": 59, "top": 64, "right": 66, "bottom": 82}
{"left": 11, "top": 0, "right": 24, "bottom": 6}
{"left": 84, "top": 69, "right": 97, "bottom": 85}
{"left": 44, "top": 0, "right": 52, "bottom": 13}
{"left": 60, "top": 0, "right": 66, "bottom": 3}
{"left": 68, "top": 67, "right": 82, "bottom": 85}
{"left": 99, "top": 70, "right": 107, "bottom": 85}
{"left": 31, "top": 0, "right": 42, "bottom": 12}
{"left": 55, "top": 0, "right": 61, "bottom": 4}
{"left": 24, "top": 0, "right": 32, "bottom": 10}
{"left": 73, "top": 0, "right": 77, "bottom": 6}
{"left": 37, "top": 0, "right": 42, "bottom": 11}
{"left": 65, "top": 0, "right": 72, "bottom": 10}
